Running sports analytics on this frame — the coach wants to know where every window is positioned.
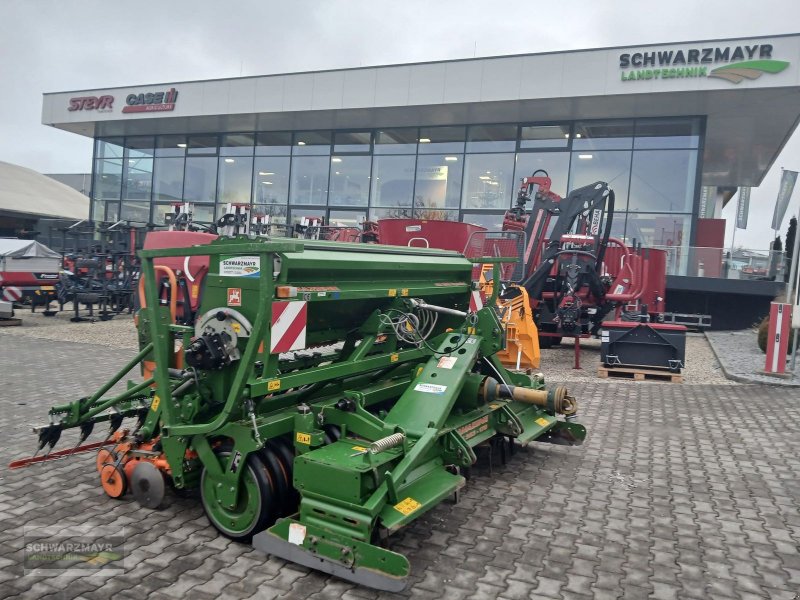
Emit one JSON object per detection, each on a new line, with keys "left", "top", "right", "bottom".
{"left": 462, "top": 212, "right": 506, "bottom": 232}
{"left": 415, "top": 154, "right": 462, "bottom": 210}
{"left": 568, "top": 150, "right": 632, "bottom": 210}
{"left": 156, "top": 136, "right": 187, "bottom": 157}
{"left": 255, "top": 204, "right": 288, "bottom": 225}
{"left": 105, "top": 202, "right": 119, "bottom": 222}
{"left": 290, "top": 156, "right": 329, "bottom": 205}
{"left": 122, "top": 158, "right": 153, "bottom": 201}
{"left": 253, "top": 157, "right": 290, "bottom": 205}
{"left": 93, "top": 159, "right": 122, "bottom": 200}
{"left": 334, "top": 131, "right": 371, "bottom": 153}
{"left": 217, "top": 156, "right": 253, "bottom": 205}
{"left": 371, "top": 155, "right": 415, "bottom": 207}
{"left": 520, "top": 124, "right": 570, "bottom": 149}
{"left": 329, "top": 210, "right": 366, "bottom": 227}
{"left": 374, "top": 129, "right": 418, "bottom": 154}
{"left": 292, "top": 131, "right": 331, "bottom": 156}
{"left": 414, "top": 208, "right": 458, "bottom": 221}
{"left": 187, "top": 135, "right": 218, "bottom": 155}
{"left": 634, "top": 118, "right": 701, "bottom": 149}
{"left": 467, "top": 125, "right": 517, "bottom": 153}
{"left": 290, "top": 208, "right": 327, "bottom": 225}
{"left": 152, "top": 157, "right": 185, "bottom": 202}
{"left": 462, "top": 153, "right": 514, "bottom": 209}
{"left": 624, "top": 213, "right": 690, "bottom": 248}
{"left": 418, "top": 126, "right": 465, "bottom": 154}
{"left": 369, "top": 207, "right": 413, "bottom": 220}
{"left": 513, "top": 152, "right": 571, "bottom": 197}
{"left": 96, "top": 138, "right": 124, "bottom": 159}
{"left": 220, "top": 133, "right": 255, "bottom": 156}
{"left": 329, "top": 156, "right": 370, "bottom": 207}
{"left": 191, "top": 204, "right": 216, "bottom": 223}
{"left": 255, "top": 132, "right": 292, "bottom": 156}
{"left": 629, "top": 150, "right": 697, "bottom": 213}
{"left": 125, "top": 137, "right": 155, "bottom": 159}
{"left": 573, "top": 120, "right": 634, "bottom": 150}
{"left": 183, "top": 157, "right": 217, "bottom": 203}
{"left": 120, "top": 201, "right": 150, "bottom": 223}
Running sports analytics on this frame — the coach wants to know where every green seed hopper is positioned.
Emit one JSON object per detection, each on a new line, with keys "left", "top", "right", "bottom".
{"left": 14, "top": 235, "right": 585, "bottom": 591}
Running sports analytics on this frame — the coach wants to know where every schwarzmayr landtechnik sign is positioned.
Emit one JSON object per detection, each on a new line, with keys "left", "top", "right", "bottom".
{"left": 619, "top": 42, "right": 789, "bottom": 84}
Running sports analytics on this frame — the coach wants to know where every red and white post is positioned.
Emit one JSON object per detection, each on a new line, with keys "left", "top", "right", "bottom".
{"left": 764, "top": 302, "right": 792, "bottom": 376}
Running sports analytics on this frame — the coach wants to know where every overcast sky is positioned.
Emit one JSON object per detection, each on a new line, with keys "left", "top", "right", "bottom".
{"left": 2, "top": 0, "right": 799, "bottom": 249}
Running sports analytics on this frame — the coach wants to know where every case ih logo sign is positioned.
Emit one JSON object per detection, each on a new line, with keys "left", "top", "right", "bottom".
{"left": 122, "top": 87, "right": 179, "bottom": 113}
{"left": 68, "top": 95, "right": 114, "bottom": 111}
{"left": 619, "top": 43, "right": 789, "bottom": 84}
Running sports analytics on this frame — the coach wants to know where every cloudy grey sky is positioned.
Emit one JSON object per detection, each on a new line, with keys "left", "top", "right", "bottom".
{"left": 1, "top": 0, "right": 799, "bottom": 249}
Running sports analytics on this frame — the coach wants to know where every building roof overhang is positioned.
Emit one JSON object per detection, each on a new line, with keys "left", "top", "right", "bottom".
{"left": 42, "top": 33, "right": 800, "bottom": 188}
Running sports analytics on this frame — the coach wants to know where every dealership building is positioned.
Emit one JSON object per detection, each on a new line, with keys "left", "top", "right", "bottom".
{"left": 42, "top": 34, "right": 800, "bottom": 327}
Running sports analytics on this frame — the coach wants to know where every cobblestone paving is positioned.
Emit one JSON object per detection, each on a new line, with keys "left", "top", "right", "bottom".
{"left": 1, "top": 337, "right": 799, "bottom": 600}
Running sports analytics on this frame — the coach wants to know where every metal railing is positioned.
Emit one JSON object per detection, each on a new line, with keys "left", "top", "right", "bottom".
{"left": 649, "top": 245, "right": 788, "bottom": 281}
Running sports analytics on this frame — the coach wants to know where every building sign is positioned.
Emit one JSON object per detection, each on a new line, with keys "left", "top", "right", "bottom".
{"left": 619, "top": 43, "right": 789, "bottom": 84}
{"left": 68, "top": 95, "right": 114, "bottom": 112}
{"left": 122, "top": 87, "right": 179, "bottom": 113}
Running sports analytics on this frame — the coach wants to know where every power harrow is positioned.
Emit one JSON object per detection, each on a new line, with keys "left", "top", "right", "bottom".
{"left": 11, "top": 233, "right": 585, "bottom": 591}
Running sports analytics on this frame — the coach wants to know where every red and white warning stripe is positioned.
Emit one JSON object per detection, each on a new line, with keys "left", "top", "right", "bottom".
{"left": 469, "top": 290, "right": 485, "bottom": 312}
{"left": 270, "top": 301, "right": 307, "bottom": 353}
{"left": 765, "top": 302, "right": 791, "bottom": 374}
{"left": 2, "top": 286, "right": 22, "bottom": 302}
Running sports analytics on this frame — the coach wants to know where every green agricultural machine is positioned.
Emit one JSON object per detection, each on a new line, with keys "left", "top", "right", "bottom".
{"left": 13, "top": 233, "right": 585, "bottom": 590}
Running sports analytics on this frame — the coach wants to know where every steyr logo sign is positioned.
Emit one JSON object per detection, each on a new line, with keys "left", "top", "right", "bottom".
{"left": 122, "top": 87, "right": 179, "bottom": 113}
{"left": 68, "top": 95, "right": 114, "bottom": 111}
{"left": 619, "top": 43, "right": 789, "bottom": 84}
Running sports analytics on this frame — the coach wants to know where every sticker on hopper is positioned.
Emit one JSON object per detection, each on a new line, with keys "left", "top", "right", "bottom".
{"left": 437, "top": 356, "right": 457, "bottom": 369}
{"left": 535, "top": 417, "right": 550, "bottom": 427}
{"left": 414, "top": 383, "right": 447, "bottom": 395}
{"left": 219, "top": 256, "right": 261, "bottom": 277}
{"left": 405, "top": 225, "right": 421, "bottom": 232}
{"left": 288, "top": 523, "right": 307, "bottom": 545}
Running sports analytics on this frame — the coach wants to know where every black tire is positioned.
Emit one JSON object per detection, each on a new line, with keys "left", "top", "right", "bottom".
{"left": 271, "top": 437, "right": 300, "bottom": 512}
{"left": 258, "top": 443, "right": 291, "bottom": 517}
{"left": 200, "top": 446, "right": 275, "bottom": 543}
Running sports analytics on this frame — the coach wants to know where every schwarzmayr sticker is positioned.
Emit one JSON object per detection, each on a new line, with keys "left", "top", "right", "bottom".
{"left": 219, "top": 256, "right": 261, "bottom": 277}
{"left": 619, "top": 43, "right": 789, "bottom": 84}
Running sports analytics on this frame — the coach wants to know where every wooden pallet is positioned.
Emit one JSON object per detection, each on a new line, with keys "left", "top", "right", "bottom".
{"left": 597, "top": 366, "right": 682, "bottom": 383}
{"left": 0, "top": 318, "right": 22, "bottom": 327}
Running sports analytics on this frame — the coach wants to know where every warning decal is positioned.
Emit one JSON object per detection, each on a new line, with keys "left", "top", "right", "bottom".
{"left": 270, "top": 301, "right": 308, "bottom": 353}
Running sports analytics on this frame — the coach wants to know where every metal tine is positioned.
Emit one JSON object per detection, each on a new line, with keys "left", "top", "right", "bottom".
{"left": 64, "top": 421, "right": 95, "bottom": 459}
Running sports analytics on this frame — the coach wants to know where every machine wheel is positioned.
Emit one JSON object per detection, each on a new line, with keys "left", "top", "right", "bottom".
{"left": 131, "top": 462, "right": 167, "bottom": 509}
{"left": 258, "top": 443, "right": 291, "bottom": 517}
{"left": 96, "top": 448, "right": 118, "bottom": 473}
{"left": 271, "top": 437, "right": 300, "bottom": 512}
{"left": 200, "top": 447, "right": 275, "bottom": 543}
{"left": 100, "top": 463, "right": 127, "bottom": 499}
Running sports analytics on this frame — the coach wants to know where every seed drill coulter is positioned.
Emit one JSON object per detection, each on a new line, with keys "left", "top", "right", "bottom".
{"left": 12, "top": 225, "right": 585, "bottom": 590}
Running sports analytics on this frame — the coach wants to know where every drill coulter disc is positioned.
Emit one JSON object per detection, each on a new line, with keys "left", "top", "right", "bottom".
{"left": 200, "top": 447, "right": 275, "bottom": 543}
{"left": 130, "top": 462, "right": 166, "bottom": 509}
{"left": 99, "top": 463, "right": 127, "bottom": 499}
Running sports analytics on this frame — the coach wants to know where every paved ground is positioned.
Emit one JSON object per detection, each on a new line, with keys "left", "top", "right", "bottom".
{"left": 707, "top": 330, "right": 800, "bottom": 387}
{"left": 1, "top": 337, "right": 799, "bottom": 600}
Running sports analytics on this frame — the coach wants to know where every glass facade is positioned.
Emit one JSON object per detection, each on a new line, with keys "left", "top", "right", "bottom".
{"left": 91, "top": 117, "right": 702, "bottom": 248}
